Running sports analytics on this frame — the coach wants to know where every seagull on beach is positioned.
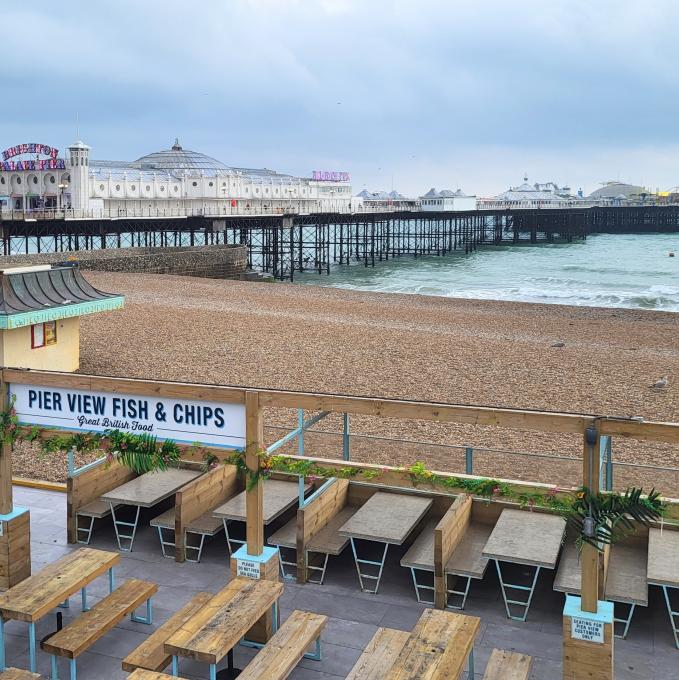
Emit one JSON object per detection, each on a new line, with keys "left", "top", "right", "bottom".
{"left": 651, "top": 376, "right": 669, "bottom": 389}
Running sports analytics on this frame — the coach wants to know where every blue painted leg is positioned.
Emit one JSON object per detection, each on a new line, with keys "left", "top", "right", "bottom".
{"left": 0, "top": 616, "right": 5, "bottom": 671}
{"left": 272, "top": 600, "right": 279, "bottom": 633}
{"left": 171, "top": 655, "right": 178, "bottom": 676}
{"left": 303, "top": 635, "right": 322, "bottom": 661}
{"left": 209, "top": 663, "right": 217, "bottom": 680}
{"left": 108, "top": 566, "right": 115, "bottom": 593}
{"left": 51, "top": 654, "right": 58, "bottom": 680}
{"left": 28, "top": 622, "right": 37, "bottom": 673}
{"left": 81, "top": 587, "right": 89, "bottom": 612}
{"left": 131, "top": 598, "right": 153, "bottom": 624}
{"left": 58, "top": 598, "right": 70, "bottom": 609}
{"left": 70, "top": 657, "right": 76, "bottom": 680}
{"left": 467, "top": 648, "right": 475, "bottom": 680}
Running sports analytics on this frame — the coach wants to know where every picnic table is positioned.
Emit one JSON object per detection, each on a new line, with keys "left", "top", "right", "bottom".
{"left": 212, "top": 479, "right": 310, "bottom": 554}
{"left": 164, "top": 577, "right": 283, "bottom": 680}
{"left": 648, "top": 528, "right": 679, "bottom": 648}
{"left": 0, "top": 547, "right": 119, "bottom": 673}
{"left": 482, "top": 508, "right": 565, "bottom": 621}
{"left": 384, "top": 608, "right": 480, "bottom": 680}
{"left": 101, "top": 468, "right": 202, "bottom": 551}
{"left": 339, "top": 491, "right": 433, "bottom": 593}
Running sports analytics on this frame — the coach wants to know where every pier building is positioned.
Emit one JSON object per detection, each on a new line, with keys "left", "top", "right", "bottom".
{"left": 0, "top": 140, "right": 352, "bottom": 217}
{"left": 479, "top": 177, "right": 578, "bottom": 209}
{"left": 419, "top": 188, "right": 477, "bottom": 211}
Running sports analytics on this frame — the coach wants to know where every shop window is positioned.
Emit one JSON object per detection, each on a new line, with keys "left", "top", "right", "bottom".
{"left": 31, "top": 321, "right": 57, "bottom": 349}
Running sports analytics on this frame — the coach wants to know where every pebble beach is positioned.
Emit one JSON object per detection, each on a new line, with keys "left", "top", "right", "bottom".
{"left": 14, "top": 271, "right": 679, "bottom": 492}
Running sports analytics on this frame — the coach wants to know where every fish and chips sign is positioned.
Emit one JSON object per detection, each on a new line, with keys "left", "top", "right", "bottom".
{"left": 10, "top": 383, "right": 246, "bottom": 449}
{"left": 1, "top": 143, "right": 66, "bottom": 171}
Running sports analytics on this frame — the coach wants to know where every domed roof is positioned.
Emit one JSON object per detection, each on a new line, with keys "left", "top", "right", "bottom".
{"left": 588, "top": 182, "right": 646, "bottom": 199}
{"left": 130, "top": 139, "right": 230, "bottom": 173}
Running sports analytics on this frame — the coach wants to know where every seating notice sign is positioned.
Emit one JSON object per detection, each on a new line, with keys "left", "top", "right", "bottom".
{"left": 571, "top": 616, "right": 604, "bottom": 643}
{"left": 9, "top": 382, "right": 246, "bottom": 449}
{"left": 237, "top": 558, "right": 261, "bottom": 580}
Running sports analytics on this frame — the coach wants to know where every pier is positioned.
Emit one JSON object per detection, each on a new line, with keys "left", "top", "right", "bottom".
{"left": 1, "top": 204, "right": 679, "bottom": 279}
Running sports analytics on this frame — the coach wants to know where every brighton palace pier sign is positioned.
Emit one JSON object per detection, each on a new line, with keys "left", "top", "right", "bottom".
{"left": 10, "top": 383, "right": 246, "bottom": 449}
{"left": 1, "top": 143, "right": 66, "bottom": 171}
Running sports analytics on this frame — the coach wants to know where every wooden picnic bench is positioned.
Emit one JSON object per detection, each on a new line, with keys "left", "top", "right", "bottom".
{"left": 346, "top": 627, "right": 410, "bottom": 680}
{"left": 647, "top": 527, "right": 679, "bottom": 649}
{"left": 482, "top": 649, "right": 533, "bottom": 679}
{"left": 554, "top": 538, "right": 648, "bottom": 638}
{"left": 164, "top": 577, "right": 284, "bottom": 679}
{"left": 482, "top": 508, "right": 565, "bottom": 621}
{"left": 268, "top": 478, "right": 357, "bottom": 583}
{"left": 384, "top": 608, "right": 480, "bottom": 680}
{"left": 0, "top": 547, "right": 119, "bottom": 674}
{"left": 0, "top": 670, "right": 41, "bottom": 679}
{"left": 101, "top": 468, "right": 202, "bottom": 552}
{"left": 213, "top": 479, "right": 310, "bottom": 554}
{"left": 122, "top": 592, "right": 213, "bottom": 673}
{"left": 42, "top": 578, "right": 156, "bottom": 679}
{"left": 339, "top": 491, "right": 433, "bottom": 593}
{"left": 237, "top": 609, "right": 327, "bottom": 679}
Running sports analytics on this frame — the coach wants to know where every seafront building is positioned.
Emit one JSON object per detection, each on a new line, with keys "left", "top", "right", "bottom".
{"left": 0, "top": 140, "right": 353, "bottom": 217}
{"left": 419, "top": 187, "right": 477, "bottom": 211}
{"left": 354, "top": 189, "right": 418, "bottom": 211}
{"left": 478, "top": 177, "right": 580, "bottom": 209}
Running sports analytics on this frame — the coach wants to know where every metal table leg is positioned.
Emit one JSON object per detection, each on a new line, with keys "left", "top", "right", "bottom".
{"left": 409, "top": 568, "right": 435, "bottom": 605}
{"left": 131, "top": 597, "right": 153, "bottom": 624}
{"left": 28, "top": 621, "right": 37, "bottom": 673}
{"left": 108, "top": 566, "right": 116, "bottom": 593}
{"left": 76, "top": 515, "right": 95, "bottom": 544}
{"left": 494, "top": 559, "right": 541, "bottom": 622}
{"left": 306, "top": 551, "right": 330, "bottom": 585}
{"left": 662, "top": 586, "right": 679, "bottom": 649}
{"left": 611, "top": 600, "right": 636, "bottom": 639}
{"left": 171, "top": 655, "right": 179, "bottom": 675}
{"left": 350, "top": 538, "right": 389, "bottom": 594}
{"left": 185, "top": 531, "right": 208, "bottom": 563}
{"left": 467, "top": 647, "right": 475, "bottom": 680}
{"left": 223, "top": 519, "right": 245, "bottom": 555}
{"left": 110, "top": 503, "right": 141, "bottom": 552}
{"left": 271, "top": 544, "right": 296, "bottom": 580}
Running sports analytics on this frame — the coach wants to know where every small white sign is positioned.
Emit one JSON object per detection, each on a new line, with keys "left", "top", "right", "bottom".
{"left": 237, "top": 558, "right": 261, "bottom": 580}
{"left": 572, "top": 616, "right": 604, "bottom": 643}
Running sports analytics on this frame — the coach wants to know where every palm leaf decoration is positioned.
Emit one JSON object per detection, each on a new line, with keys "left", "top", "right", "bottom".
{"left": 567, "top": 486, "right": 663, "bottom": 550}
{"left": 106, "top": 430, "right": 181, "bottom": 474}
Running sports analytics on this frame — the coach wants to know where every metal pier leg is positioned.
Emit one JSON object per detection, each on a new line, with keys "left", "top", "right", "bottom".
{"left": 0, "top": 616, "right": 5, "bottom": 671}
{"left": 662, "top": 586, "right": 679, "bottom": 649}
{"left": 156, "top": 526, "right": 176, "bottom": 559}
{"left": 28, "top": 621, "right": 37, "bottom": 672}
{"left": 76, "top": 515, "right": 95, "bottom": 544}
{"left": 110, "top": 503, "right": 141, "bottom": 552}
{"left": 612, "top": 601, "right": 636, "bottom": 639}
{"left": 108, "top": 566, "right": 116, "bottom": 593}
{"left": 467, "top": 648, "right": 475, "bottom": 680}
{"left": 445, "top": 573, "right": 472, "bottom": 610}
{"left": 409, "top": 568, "right": 435, "bottom": 605}
{"left": 350, "top": 538, "right": 389, "bottom": 594}
{"left": 131, "top": 597, "right": 153, "bottom": 624}
{"left": 306, "top": 551, "right": 330, "bottom": 585}
{"left": 494, "top": 559, "right": 541, "bottom": 622}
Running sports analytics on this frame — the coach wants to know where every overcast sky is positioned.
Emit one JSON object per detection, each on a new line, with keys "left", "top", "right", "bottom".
{"left": 4, "top": 0, "right": 678, "bottom": 196}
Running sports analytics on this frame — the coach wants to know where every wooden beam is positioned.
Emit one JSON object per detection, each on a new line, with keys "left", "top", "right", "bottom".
{"left": 245, "top": 391, "right": 264, "bottom": 555}
{"left": 0, "top": 376, "right": 12, "bottom": 514}
{"left": 581, "top": 428, "right": 600, "bottom": 613}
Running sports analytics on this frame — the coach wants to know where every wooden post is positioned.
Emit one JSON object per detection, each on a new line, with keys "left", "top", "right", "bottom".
{"left": 0, "top": 376, "right": 12, "bottom": 515}
{"left": 245, "top": 390, "right": 264, "bottom": 555}
{"left": 581, "top": 425, "right": 600, "bottom": 613}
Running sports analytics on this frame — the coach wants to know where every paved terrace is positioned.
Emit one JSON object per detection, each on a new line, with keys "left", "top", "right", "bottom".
{"left": 9, "top": 486, "right": 674, "bottom": 679}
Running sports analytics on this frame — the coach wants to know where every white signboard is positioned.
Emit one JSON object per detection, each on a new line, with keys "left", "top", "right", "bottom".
{"left": 237, "top": 558, "right": 261, "bottom": 580}
{"left": 10, "top": 383, "right": 246, "bottom": 449}
{"left": 571, "top": 616, "right": 604, "bottom": 644}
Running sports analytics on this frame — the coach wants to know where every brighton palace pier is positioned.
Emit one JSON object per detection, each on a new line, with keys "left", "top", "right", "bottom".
{"left": 0, "top": 140, "right": 353, "bottom": 217}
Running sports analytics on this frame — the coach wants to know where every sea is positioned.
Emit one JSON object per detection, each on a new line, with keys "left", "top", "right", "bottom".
{"left": 296, "top": 233, "right": 679, "bottom": 312}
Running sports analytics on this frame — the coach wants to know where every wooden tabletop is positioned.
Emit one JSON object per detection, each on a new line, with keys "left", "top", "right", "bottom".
{"left": 384, "top": 608, "right": 480, "bottom": 680}
{"left": 482, "top": 508, "right": 566, "bottom": 569}
{"left": 101, "top": 468, "right": 201, "bottom": 508}
{"left": 212, "top": 479, "right": 309, "bottom": 524}
{"left": 0, "top": 547, "right": 119, "bottom": 623}
{"left": 339, "top": 492, "right": 433, "bottom": 545}
{"left": 647, "top": 527, "right": 679, "bottom": 587}
{"left": 164, "top": 577, "right": 284, "bottom": 665}
{"left": 606, "top": 544, "right": 648, "bottom": 606}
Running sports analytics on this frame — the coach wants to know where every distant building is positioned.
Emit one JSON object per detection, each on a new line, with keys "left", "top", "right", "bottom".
{"left": 419, "top": 188, "right": 477, "bottom": 211}
{"left": 587, "top": 182, "right": 650, "bottom": 205}
{"left": 478, "top": 177, "right": 577, "bottom": 209}
{"left": 354, "top": 189, "right": 418, "bottom": 211}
